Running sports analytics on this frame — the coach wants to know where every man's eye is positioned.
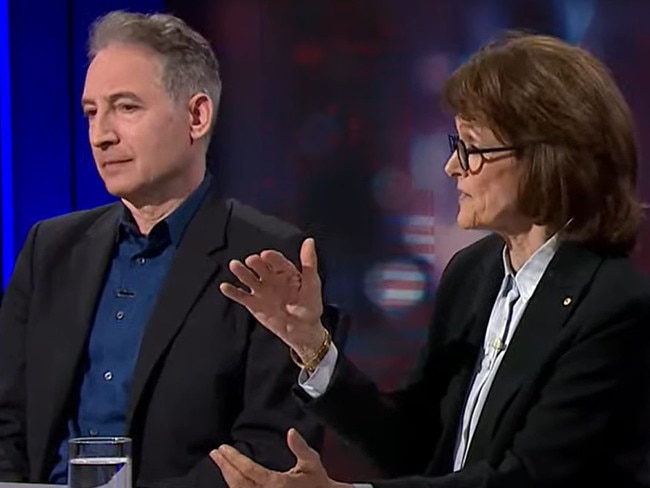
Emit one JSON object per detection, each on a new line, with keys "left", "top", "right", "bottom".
{"left": 118, "top": 104, "right": 138, "bottom": 112}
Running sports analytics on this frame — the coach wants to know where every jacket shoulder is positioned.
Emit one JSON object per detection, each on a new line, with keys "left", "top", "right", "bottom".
{"left": 443, "top": 232, "right": 503, "bottom": 278}
{"left": 33, "top": 203, "right": 119, "bottom": 237}
{"left": 226, "top": 199, "right": 304, "bottom": 244}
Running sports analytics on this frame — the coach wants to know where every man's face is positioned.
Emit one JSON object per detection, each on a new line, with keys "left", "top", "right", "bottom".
{"left": 82, "top": 43, "right": 195, "bottom": 202}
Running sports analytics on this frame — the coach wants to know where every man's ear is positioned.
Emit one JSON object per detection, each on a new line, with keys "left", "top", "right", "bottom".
{"left": 188, "top": 93, "right": 213, "bottom": 142}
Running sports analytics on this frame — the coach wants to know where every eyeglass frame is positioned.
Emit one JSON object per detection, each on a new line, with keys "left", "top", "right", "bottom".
{"left": 448, "top": 134, "right": 519, "bottom": 172}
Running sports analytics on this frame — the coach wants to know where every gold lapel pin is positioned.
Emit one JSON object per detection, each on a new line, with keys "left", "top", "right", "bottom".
{"left": 562, "top": 297, "right": 572, "bottom": 306}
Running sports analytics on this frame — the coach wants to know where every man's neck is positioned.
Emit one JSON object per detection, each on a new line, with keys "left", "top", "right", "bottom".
{"left": 121, "top": 172, "right": 205, "bottom": 236}
{"left": 123, "top": 198, "right": 187, "bottom": 236}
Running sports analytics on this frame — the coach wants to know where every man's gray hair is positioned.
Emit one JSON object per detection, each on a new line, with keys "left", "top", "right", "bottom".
{"left": 88, "top": 11, "right": 221, "bottom": 136}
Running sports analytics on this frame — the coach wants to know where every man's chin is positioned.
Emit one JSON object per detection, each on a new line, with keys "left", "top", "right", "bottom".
{"left": 104, "top": 185, "right": 130, "bottom": 199}
{"left": 102, "top": 180, "right": 138, "bottom": 200}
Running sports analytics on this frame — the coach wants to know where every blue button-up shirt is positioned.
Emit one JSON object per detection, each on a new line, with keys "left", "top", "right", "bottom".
{"left": 50, "top": 176, "right": 211, "bottom": 483}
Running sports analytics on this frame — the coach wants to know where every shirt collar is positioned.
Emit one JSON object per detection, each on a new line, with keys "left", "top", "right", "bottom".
{"left": 117, "top": 173, "right": 212, "bottom": 247}
{"left": 501, "top": 234, "right": 559, "bottom": 301}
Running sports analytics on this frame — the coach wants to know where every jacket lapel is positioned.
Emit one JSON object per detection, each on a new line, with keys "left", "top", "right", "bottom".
{"left": 465, "top": 242, "right": 603, "bottom": 464}
{"left": 34, "top": 205, "right": 120, "bottom": 477}
{"left": 429, "top": 240, "right": 504, "bottom": 474}
{"left": 468, "top": 248, "right": 506, "bottom": 347}
{"left": 126, "top": 192, "right": 230, "bottom": 427}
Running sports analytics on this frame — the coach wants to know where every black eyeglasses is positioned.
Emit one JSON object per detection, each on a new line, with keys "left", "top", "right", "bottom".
{"left": 448, "top": 134, "right": 519, "bottom": 172}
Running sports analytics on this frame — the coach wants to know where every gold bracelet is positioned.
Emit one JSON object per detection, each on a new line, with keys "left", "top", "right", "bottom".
{"left": 290, "top": 328, "right": 332, "bottom": 374}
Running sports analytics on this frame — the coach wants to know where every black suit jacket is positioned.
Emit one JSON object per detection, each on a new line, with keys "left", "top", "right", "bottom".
{"left": 299, "top": 234, "right": 650, "bottom": 488}
{"left": 0, "top": 189, "right": 324, "bottom": 488}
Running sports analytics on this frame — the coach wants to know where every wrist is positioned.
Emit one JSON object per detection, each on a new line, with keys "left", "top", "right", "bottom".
{"left": 289, "top": 325, "right": 331, "bottom": 373}
{"left": 291, "top": 323, "right": 327, "bottom": 361}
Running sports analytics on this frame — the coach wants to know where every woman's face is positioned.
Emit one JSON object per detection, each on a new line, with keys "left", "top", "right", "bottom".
{"left": 444, "top": 117, "right": 530, "bottom": 234}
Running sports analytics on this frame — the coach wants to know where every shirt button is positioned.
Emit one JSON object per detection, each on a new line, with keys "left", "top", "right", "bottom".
{"left": 116, "top": 311, "right": 125, "bottom": 320}
{"left": 104, "top": 371, "right": 113, "bottom": 381}
{"left": 89, "top": 429, "right": 98, "bottom": 436}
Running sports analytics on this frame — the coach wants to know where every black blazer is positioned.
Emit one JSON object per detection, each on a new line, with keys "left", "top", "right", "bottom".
{"left": 299, "top": 234, "right": 650, "bottom": 488}
{"left": 0, "top": 189, "right": 323, "bottom": 488}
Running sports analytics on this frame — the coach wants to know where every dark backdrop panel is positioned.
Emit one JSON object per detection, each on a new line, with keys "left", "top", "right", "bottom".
{"left": 166, "top": 0, "right": 650, "bottom": 480}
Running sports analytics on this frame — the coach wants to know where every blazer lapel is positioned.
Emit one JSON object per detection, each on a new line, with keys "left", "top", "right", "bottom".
{"left": 126, "top": 192, "right": 230, "bottom": 427}
{"left": 34, "top": 205, "right": 120, "bottom": 476}
{"left": 465, "top": 242, "right": 603, "bottom": 464}
{"left": 467, "top": 249, "right": 506, "bottom": 347}
{"left": 429, "top": 242, "right": 504, "bottom": 474}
